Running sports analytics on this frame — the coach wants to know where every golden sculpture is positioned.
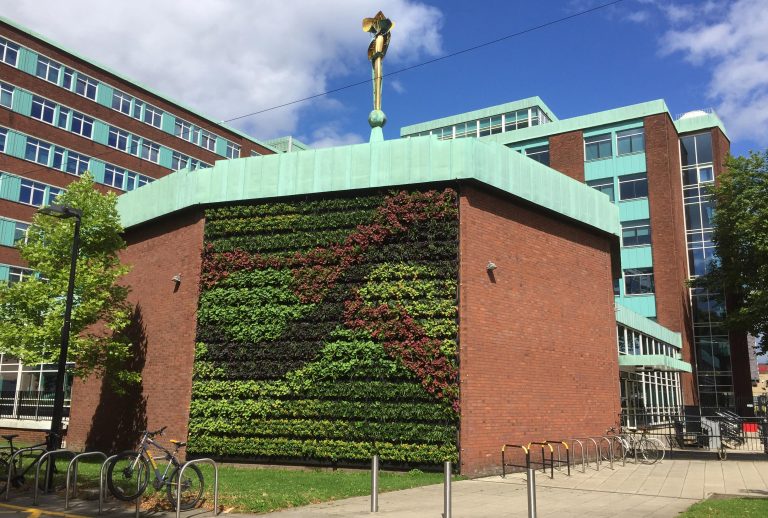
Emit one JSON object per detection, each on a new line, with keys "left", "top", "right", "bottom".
{"left": 363, "top": 11, "right": 394, "bottom": 131}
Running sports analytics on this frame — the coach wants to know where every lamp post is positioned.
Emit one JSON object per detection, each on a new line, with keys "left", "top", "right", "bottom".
{"left": 38, "top": 203, "right": 82, "bottom": 452}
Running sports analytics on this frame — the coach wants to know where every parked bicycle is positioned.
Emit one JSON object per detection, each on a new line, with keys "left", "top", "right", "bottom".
{"left": 606, "top": 426, "right": 664, "bottom": 464}
{"left": 0, "top": 432, "right": 64, "bottom": 493}
{"left": 105, "top": 426, "right": 203, "bottom": 510}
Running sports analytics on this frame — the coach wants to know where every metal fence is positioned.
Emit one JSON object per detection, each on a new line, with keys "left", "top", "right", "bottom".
{"left": 0, "top": 390, "right": 70, "bottom": 421}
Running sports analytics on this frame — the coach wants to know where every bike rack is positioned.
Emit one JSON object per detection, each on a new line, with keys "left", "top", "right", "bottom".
{"left": 4, "top": 445, "right": 46, "bottom": 501}
{"left": 33, "top": 448, "right": 75, "bottom": 505}
{"left": 599, "top": 437, "right": 614, "bottom": 470}
{"left": 572, "top": 437, "right": 600, "bottom": 471}
{"left": 98, "top": 454, "right": 119, "bottom": 515}
{"left": 501, "top": 444, "right": 530, "bottom": 478}
{"left": 545, "top": 440, "right": 571, "bottom": 477}
{"left": 528, "top": 442, "right": 554, "bottom": 479}
{"left": 609, "top": 435, "right": 626, "bottom": 467}
{"left": 175, "top": 457, "right": 219, "bottom": 518}
{"left": 65, "top": 451, "right": 107, "bottom": 510}
{"left": 569, "top": 439, "right": 586, "bottom": 473}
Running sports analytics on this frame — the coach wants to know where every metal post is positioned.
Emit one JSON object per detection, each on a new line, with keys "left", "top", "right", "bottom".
{"left": 175, "top": 458, "right": 219, "bottom": 518}
{"left": 526, "top": 467, "right": 537, "bottom": 518}
{"left": 135, "top": 464, "right": 142, "bottom": 518}
{"left": 443, "top": 461, "right": 451, "bottom": 518}
{"left": 99, "top": 454, "right": 119, "bottom": 515}
{"left": 370, "top": 454, "right": 379, "bottom": 513}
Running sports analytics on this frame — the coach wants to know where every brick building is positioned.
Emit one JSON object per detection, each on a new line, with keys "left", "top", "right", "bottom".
{"left": 0, "top": 15, "right": 277, "bottom": 433}
{"left": 401, "top": 97, "right": 752, "bottom": 417}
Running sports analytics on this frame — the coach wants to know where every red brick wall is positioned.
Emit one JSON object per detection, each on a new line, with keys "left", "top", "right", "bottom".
{"left": 457, "top": 185, "right": 619, "bottom": 476}
{"left": 644, "top": 114, "right": 696, "bottom": 404}
{"left": 0, "top": 427, "right": 47, "bottom": 446}
{"left": 548, "top": 131, "right": 585, "bottom": 182}
{"left": 66, "top": 209, "right": 204, "bottom": 455}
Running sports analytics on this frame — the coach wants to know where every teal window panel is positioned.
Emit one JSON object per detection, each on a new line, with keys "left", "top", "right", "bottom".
{"left": 11, "top": 89, "right": 33, "bottom": 116}
{"left": 620, "top": 246, "right": 653, "bottom": 269}
{"left": 5, "top": 131, "right": 27, "bottom": 159}
{"left": 0, "top": 219, "right": 15, "bottom": 247}
{"left": 619, "top": 199, "right": 649, "bottom": 221}
{"left": 0, "top": 265, "right": 8, "bottom": 282}
{"left": 584, "top": 158, "right": 616, "bottom": 181}
{"left": 158, "top": 147, "right": 172, "bottom": 169}
{"left": 96, "top": 83, "right": 113, "bottom": 107}
{"left": 0, "top": 173, "right": 22, "bottom": 202}
{"left": 615, "top": 294, "right": 656, "bottom": 318}
{"left": 214, "top": 137, "right": 227, "bottom": 156}
{"left": 614, "top": 152, "right": 646, "bottom": 175}
{"left": 583, "top": 119, "right": 644, "bottom": 138}
{"left": 89, "top": 159, "right": 106, "bottom": 183}
{"left": 17, "top": 48, "right": 38, "bottom": 75}
{"left": 92, "top": 120, "right": 110, "bottom": 145}
{"left": 161, "top": 113, "right": 175, "bottom": 134}
{"left": 585, "top": 152, "right": 646, "bottom": 181}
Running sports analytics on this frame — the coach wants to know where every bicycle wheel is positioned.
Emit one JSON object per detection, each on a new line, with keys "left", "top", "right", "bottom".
{"left": 0, "top": 458, "right": 8, "bottom": 493}
{"left": 646, "top": 438, "right": 666, "bottom": 462}
{"left": 106, "top": 451, "right": 150, "bottom": 501}
{"left": 166, "top": 463, "right": 204, "bottom": 510}
{"left": 639, "top": 438, "right": 661, "bottom": 464}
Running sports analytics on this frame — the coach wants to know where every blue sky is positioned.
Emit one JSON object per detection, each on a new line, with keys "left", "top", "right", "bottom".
{"left": 2, "top": 0, "right": 765, "bottom": 155}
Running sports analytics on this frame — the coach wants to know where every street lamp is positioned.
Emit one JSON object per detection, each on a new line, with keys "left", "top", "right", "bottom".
{"left": 37, "top": 203, "right": 82, "bottom": 452}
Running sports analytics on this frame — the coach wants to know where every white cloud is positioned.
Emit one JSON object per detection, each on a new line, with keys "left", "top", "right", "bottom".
{"left": 0, "top": 1, "right": 443, "bottom": 140}
{"left": 390, "top": 79, "right": 406, "bottom": 94}
{"left": 659, "top": 0, "right": 768, "bottom": 142}
{"left": 305, "top": 125, "right": 365, "bottom": 149}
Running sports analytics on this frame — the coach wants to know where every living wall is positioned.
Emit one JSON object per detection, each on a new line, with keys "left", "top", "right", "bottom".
{"left": 188, "top": 188, "right": 460, "bottom": 465}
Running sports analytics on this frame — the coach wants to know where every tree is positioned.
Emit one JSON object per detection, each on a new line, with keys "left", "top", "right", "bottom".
{"left": 0, "top": 173, "right": 138, "bottom": 387}
{"left": 694, "top": 150, "right": 768, "bottom": 353}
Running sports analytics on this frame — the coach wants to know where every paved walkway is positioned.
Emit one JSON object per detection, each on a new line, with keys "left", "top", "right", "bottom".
{"left": 1, "top": 457, "right": 767, "bottom": 517}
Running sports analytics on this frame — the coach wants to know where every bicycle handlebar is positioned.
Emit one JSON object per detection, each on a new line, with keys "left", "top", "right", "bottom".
{"left": 144, "top": 426, "right": 167, "bottom": 437}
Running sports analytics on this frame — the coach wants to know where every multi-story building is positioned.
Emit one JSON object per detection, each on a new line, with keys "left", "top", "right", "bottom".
{"left": 401, "top": 97, "right": 754, "bottom": 416}
{"left": 0, "top": 15, "right": 277, "bottom": 428}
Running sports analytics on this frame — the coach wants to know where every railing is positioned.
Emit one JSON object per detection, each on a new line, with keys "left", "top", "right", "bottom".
{"left": 0, "top": 390, "right": 71, "bottom": 421}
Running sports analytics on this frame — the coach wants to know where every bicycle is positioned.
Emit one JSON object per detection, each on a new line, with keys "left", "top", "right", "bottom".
{"left": 606, "top": 426, "right": 663, "bottom": 464}
{"left": 105, "top": 426, "right": 204, "bottom": 510}
{"left": 0, "top": 432, "right": 65, "bottom": 493}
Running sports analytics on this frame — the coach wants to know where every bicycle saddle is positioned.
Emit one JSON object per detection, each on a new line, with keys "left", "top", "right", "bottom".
{"left": 1, "top": 434, "right": 18, "bottom": 441}
{"left": 169, "top": 440, "right": 187, "bottom": 447}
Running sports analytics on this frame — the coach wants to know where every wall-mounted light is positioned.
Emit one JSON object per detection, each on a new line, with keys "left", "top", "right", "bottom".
{"left": 486, "top": 262, "right": 497, "bottom": 271}
{"left": 172, "top": 274, "right": 182, "bottom": 284}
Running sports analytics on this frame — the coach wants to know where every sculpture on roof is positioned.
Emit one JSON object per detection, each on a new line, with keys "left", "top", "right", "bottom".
{"left": 363, "top": 11, "right": 394, "bottom": 134}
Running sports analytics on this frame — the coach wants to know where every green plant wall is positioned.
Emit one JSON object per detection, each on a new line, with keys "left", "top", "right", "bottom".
{"left": 189, "top": 189, "right": 459, "bottom": 465}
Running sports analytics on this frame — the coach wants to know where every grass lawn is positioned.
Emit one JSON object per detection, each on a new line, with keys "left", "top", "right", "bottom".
{"left": 680, "top": 497, "right": 768, "bottom": 517}
{"left": 14, "top": 457, "right": 451, "bottom": 514}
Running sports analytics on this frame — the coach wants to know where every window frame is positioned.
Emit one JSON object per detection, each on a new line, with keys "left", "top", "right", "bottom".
{"left": 587, "top": 178, "right": 616, "bottom": 202}
{"left": 584, "top": 133, "right": 613, "bottom": 161}
{"left": 35, "top": 57, "right": 61, "bottom": 84}
{"left": 624, "top": 267, "right": 655, "bottom": 296}
{"left": 30, "top": 96, "right": 56, "bottom": 124}
{"left": 616, "top": 128, "right": 645, "bottom": 156}
{"left": 621, "top": 219, "right": 652, "bottom": 247}
{"left": 0, "top": 82, "right": 13, "bottom": 108}
{"left": 0, "top": 37, "right": 20, "bottom": 67}
{"left": 618, "top": 173, "right": 649, "bottom": 201}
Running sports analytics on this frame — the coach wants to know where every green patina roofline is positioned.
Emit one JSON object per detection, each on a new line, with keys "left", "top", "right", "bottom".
{"left": 616, "top": 304, "right": 682, "bottom": 348}
{"left": 400, "top": 96, "right": 558, "bottom": 136}
{"left": 117, "top": 136, "right": 620, "bottom": 239}
{"left": 0, "top": 16, "right": 278, "bottom": 153}
{"left": 674, "top": 112, "right": 729, "bottom": 140}
{"left": 618, "top": 355, "right": 692, "bottom": 373}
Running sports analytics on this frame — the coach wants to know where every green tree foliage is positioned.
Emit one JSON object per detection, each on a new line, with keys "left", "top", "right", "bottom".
{"left": 0, "top": 173, "right": 138, "bottom": 386}
{"left": 695, "top": 151, "right": 768, "bottom": 352}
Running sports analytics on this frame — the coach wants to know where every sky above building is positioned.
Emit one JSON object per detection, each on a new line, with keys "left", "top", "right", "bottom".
{"left": 1, "top": 0, "right": 765, "bottom": 156}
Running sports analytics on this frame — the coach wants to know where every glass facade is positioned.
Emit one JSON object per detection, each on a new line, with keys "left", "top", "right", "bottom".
{"left": 406, "top": 106, "right": 551, "bottom": 140}
{"left": 680, "top": 132, "right": 734, "bottom": 412}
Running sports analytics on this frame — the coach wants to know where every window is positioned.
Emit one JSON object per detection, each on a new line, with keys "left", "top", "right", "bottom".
{"left": 132, "top": 99, "right": 144, "bottom": 120}
{"left": 624, "top": 267, "right": 655, "bottom": 295}
{"left": 13, "top": 221, "right": 30, "bottom": 245}
{"left": 455, "top": 121, "right": 476, "bottom": 138}
{"left": 8, "top": 267, "right": 33, "bottom": 285}
{"left": 680, "top": 133, "right": 713, "bottom": 167}
{"left": 70, "top": 112, "right": 93, "bottom": 138}
{"left": 617, "top": 128, "right": 644, "bottom": 155}
{"left": 0, "top": 353, "right": 74, "bottom": 418}
{"left": 0, "top": 82, "right": 12, "bottom": 108}
{"left": 189, "top": 159, "right": 211, "bottom": 171}
{"left": 19, "top": 179, "right": 47, "bottom": 206}
{"left": 104, "top": 165, "right": 125, "bottom": 189}
{"left": 618, "top": 173, "right": 648, "bottom": 200}
{"left": 140, "top": 140, "right": 160, "bottom": 163}
{"left": 621, "top": 219, "right": 651, "bottom": 247}
{"left": 174, "top": 119, "right": 195, "bottom": 141}
{"left": 0, "top": 37, "right": 19, "bottom": 66}
{"left": 125, "top": 172, "right": 152, "bottom": 191}
{"left": 250, "top": 150, "right": 262, "bottom": 157}
{"left": 47, "top": 187, "right": 63, "bottom": 203}
{"left": 225, "top": 142, "right": 240, "bottom": 159}
{"left": 75, "top": 74, "right": 97, "bottom": 100}
{"left": 585, "top": 133, "right": 612, "bottom": 160}
{"left": 200, "top": 130, "right": 216, "bottom": 151}
{"left": 62, "top": 68, "right": 74, "bottom": 89}
{"left": 0, "top": 128, "right": 6, "bottom": 152}
{"left": 587, "top": 179, "right": 615, "bottom": 202}
{"left": 504, "top": 109, "right": 530, "bottom": 132}
{"left": 112, "top": 91, "right": 133, "bottom": 115}
{"left": 31, "top": 96, "right": 56, "bottom": 124}
{"left": 171, "top": 151, "right": 188, "bottom": 170}
{"left": 108, "top": 127, "right": 130, "bottom": 152}
{"left": 524, "top": 145, "right": 549, "bottom": 166}
{"left": 57, "top": 107, "right": 70, "bottom": 129}
{"left": 143, "top": 104, "right": 163, "bottom": 128}
{"left": 65, "top": 151, "right": 90, "bottom": 176}
{"left": 35, "top": 57, "right": 61, "bottom": 84}
{"left": 25, "top": 138, "right": 51, "bottom": 165}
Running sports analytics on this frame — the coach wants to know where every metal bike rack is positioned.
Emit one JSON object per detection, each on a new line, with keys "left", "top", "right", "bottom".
{"left": 527, "top": 442, "right": 554, "bottom": 479}
{"left": 610, "top": 436, "right": 627, "bottom": 467}
{"left": 501, "top": 444, "right": 530, "bottom": 478}
{"left": 371, "top": 454, "right": 379, "bottom": 512}
{"left": 4, "top": 445, "right": 46, "bottom": 501}
{"left": 443, "top": 461, "right": 452, "bottom": 518}
{"left": 599, "top": 437, "right": 614, "bottom": 470}
{"left": 33, "top": 448, "right": 75, "bottom": 505}
{"left": 545, "top": 440, "right": 571, "bottom": 477}
{"left": 572, "top": 438, "right": 600, "bottom": 471}
{"left": 65, "top": 451, "right": 107, "bottom": 509}
{"left": 176, "top": 457, "right": 219, "bottom": 518}
{"left": 569, "top": 439, "right": 586, "bottom": 473}
{"left": 98, "top": 454, "right": 119, "bottom": 515}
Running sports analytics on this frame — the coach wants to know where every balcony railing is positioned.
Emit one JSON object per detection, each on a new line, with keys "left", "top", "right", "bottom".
{"left": 0, "top": 390, "right": 70, "bottom": 421}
